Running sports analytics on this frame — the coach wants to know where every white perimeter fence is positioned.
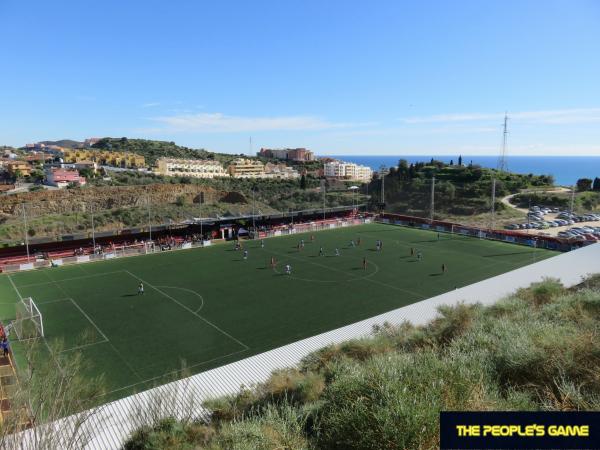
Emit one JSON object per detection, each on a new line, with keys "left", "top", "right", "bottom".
{"left": 1, "top": 217, "right": 372, "bottom": 273}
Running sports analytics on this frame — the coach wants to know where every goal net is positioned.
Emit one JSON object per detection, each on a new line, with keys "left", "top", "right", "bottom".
{"left": 13, "top": 297, "right": 44, "bottom": 340}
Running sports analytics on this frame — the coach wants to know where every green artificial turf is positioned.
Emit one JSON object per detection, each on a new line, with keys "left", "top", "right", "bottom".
{"left": 0, "top": 223, "right": 556, "bottom": 400}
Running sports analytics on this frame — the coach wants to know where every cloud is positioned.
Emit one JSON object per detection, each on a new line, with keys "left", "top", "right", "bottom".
{"left": 328, "top": 124, "right": 496, "bottom": 138}
{"left": 141, "top": 102, "right": 161, "bottom": 108}
{"left": 401, "top": 108, "right": 600, "bottom": 125}
{"left": 148, "top": 112, "right": 365, "bottom": 133}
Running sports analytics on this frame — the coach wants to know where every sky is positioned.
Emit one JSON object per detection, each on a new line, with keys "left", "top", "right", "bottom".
{"left": 1, "top": 0, "right": 600, "bottom": 156}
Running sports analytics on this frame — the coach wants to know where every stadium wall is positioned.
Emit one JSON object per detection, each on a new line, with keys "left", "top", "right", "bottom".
{"left": 11, "top": 242, "right": 600, "bottom": 449}
{"left": 378, "top": 212, "right": 583, "bottom": 252}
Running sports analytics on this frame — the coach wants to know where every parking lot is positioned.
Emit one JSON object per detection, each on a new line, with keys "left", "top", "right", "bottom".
{"left": 504, "top": 206, "right": 600, "bottom": 241}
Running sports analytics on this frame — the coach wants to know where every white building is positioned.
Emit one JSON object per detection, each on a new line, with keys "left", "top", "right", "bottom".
{"left": 156, "top": 158, "right": 227, "bottom": 179}
{"left": 324, "top": 160, "right": 373, "bottom": 182}
{"left": 264, "top": 162, "right": 300, "bottom": 179}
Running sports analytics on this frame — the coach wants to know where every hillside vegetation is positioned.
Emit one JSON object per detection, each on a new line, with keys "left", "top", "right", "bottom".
{"left": 123, "top": 276, "right": 600, "bottom": 450}
{"left": 91, "top": 138, "right": 242, "bottom": 166}
{"left": 510, "top": 190, "right": 600, "bottom": 212}
{"left": 0, "top": 174, "right": 362, "bottom": 244}
{"left": 371, "top": 159, "right": 554, "bottom": 218}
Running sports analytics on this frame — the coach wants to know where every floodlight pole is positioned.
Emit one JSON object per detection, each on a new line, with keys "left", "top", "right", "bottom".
{"left": 252, "top": 188, "right": 256, "bottom": 234}
{"left": 22, "top": 203, "right": 30, "bottom": 262}
{"left": 91, "top": 205, "right": 96, "bottom": 249}
{"left": 527, "top": 197, "right": 531, "bottom": 234}
{"left": 323, "top": 187, "right": 326, "bottom": 221}
{"left": 430, "top": 175, "right": 436, "bottom": 223}
{"left": 147, "top": 194, "right": 152, "bottom": 241}
{"left": 491, "top": 178, "right": 496, "bottom": 230}
{"left": 378, "top": 165, "right": 387, "bottom": 214}
{"left": 570, "top": 185, "right": 575, "bottom": 215}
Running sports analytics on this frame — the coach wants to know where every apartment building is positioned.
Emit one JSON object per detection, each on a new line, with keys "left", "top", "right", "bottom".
{"left": 324, "top": 160, "right": 373, "bottom": 182}
{"left": 156, "top": 158, "right": 227, "bottom": 178}
{"left": 258, "top": 147, "right": 315, "bottom": 162}
{"left": 264, "top": 162, "right": 300, "bottom": 179}
{"left": 6, "top": 161, "right": 32, "bottom": 177}
{"left": 227, "top": 158, "right": 267, "bottom": 178}
{"left": 62, "top": 149, "right": 145, "bottom": 168}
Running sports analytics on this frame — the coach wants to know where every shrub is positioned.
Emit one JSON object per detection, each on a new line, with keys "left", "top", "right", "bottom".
{"left": 213, "top": 404, "right": 312, "bottom": 450}
{"left": 427, "top": 302, "right": 479, "bottom": 346}
{"left": 315, "top": 351, "right": 506, "bottom": 450}
{"left": 517, "top": 278, "right": 564, "bottom": 306}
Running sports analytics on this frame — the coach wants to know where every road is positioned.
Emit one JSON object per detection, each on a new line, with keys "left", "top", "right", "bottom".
{"left": 500, "top": 187, "right": 600, "bottom": 237}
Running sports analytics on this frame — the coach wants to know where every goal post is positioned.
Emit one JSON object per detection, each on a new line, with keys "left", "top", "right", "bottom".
{"left": 13, "top": 297, "right": 44, "bottom": 340}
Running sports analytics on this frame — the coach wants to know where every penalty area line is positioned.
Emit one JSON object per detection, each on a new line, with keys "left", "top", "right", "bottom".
{"left": 123, "top": 270, "right": 249, "bottom": 351}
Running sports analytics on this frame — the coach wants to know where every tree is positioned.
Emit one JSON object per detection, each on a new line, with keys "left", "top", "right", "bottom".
{"left": 449, "top": 159, "right": 454, "bottom": 166}
{"left": 593, "top": 177, "right": 600, "bottom": 191}
{"left": 0, "top": 340, "right": 106, "bottom": 449}
{"left": 458, "top": 155, "right": 463, "bottom": 166}
{"left": 576, "top": 178, "right": 593, "bottom": 192}
{"left": 300, "top": 174, "right": 307, "bottom": 190}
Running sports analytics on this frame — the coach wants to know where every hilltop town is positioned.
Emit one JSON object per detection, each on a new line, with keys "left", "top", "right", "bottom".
{"left": 0, "top": 138, "right": 373, "bottom": 193}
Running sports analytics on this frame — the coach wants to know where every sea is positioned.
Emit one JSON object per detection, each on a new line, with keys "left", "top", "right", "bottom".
{"left": 326, "top": 155, "right": 600, "bottom": 186}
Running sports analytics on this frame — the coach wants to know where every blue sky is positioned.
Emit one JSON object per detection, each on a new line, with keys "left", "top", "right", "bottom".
{"left": 1, "top": 0, "right": 600, "bottom": 155}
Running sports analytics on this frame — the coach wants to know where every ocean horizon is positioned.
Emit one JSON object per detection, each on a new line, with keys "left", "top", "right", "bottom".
{"left": 325, "top": 155, "right": 600, "bottom": 186}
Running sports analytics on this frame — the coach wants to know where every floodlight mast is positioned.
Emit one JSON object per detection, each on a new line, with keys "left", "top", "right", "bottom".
{"left": 22, "top": 203, "right": 30, "bottom": 262}
{"left": 379, "top": 165, "right": 387, "bottom": 213}
{"left": 491, "top": 178, "right": 496, "bottom": 230}
{"left": 430, "top": 175, "right": 435, "bottom": 223}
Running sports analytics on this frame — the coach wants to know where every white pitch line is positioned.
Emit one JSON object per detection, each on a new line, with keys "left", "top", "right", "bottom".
{"left": 155, "top": 285, "right": 205, "bottom": 313}
{"left": 267, "top": 248, "right": 424, "bottom": 299}
{"left": 16, "top": 270, "right": 127, "bottom": 288}
{"left": 123, "top": 270, "right": 249, "bottom": 351}
{"left": 6, "top": 274, "right": 23, "bottom": 300}
{"left": 59, "top": 338, "right": 109, "bottom": 354}
{"left": 68, "top": 298, "right": 110, "bottom": 343}
{"left": 7, "top": 274, "right": 65, "bottom": 374}
{"left": 35, "top": 297, "right": 73, "bottom": 305}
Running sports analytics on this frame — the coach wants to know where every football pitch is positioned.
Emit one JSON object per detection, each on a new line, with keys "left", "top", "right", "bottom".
{"left": 0, "top": 223, "right": 556, "bottom": 400}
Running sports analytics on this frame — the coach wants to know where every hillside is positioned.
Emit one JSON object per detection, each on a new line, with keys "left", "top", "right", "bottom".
{"left": 123, "top": 276, "right": 600, "bottom": 450}
{"left": 91, "top": 137, "right": 243, "bottom": 166}
{"left": 370, "top": 159, "right": 554, "bottom": 219}
{"left": 38, "top": 139, "right": 84, "bottom": 149}
{"left": 0, "top": 175, "right": 361, "bottom": 244}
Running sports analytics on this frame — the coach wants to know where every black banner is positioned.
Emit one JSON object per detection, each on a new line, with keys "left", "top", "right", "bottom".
{"left": 440, "top": 411, "right": 599, "bottom": 449}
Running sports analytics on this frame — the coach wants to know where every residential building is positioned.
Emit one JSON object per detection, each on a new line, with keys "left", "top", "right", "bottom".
{"left": 62, "top": 149, "right": 145, "bottom": 168}
{"left": 54, "top": 160, "right": 99, "bottom": 174}
{"left": 25, "top": 152, "right": 54, "bottom": 164}
{"left": 25, "top": 143, "right": 64, "bottom": 154}
{"left": 6, "top": 161, "right": 32, "bottom": 177}
{"left": 258, "top": 148, "right": 315, "bottom": 162}
{"left": 227, "top": 158, "right": 267, "bottom": 178}
{"left": 84, "top": 137, "right": 102, "bottom": 147}
{"left": 264, "top": 162, "right": 300, "bottom": 179}
{"left": 156, "top": 158, "right": 227, "bottom": 179}
{"left": 324, "top": 160, "right": 373, "bottom": 182}
{"left": 44, "top": 168, "right": 86, "bottom": 188}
